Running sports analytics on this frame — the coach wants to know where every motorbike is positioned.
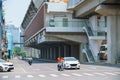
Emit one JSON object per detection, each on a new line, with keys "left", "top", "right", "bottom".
{"left": 28, "top": 60, "right": 32, "bottom": 65}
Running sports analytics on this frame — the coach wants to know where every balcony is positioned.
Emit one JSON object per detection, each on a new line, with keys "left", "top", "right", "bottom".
{"left": 46, "top": 21, "right": 84, "bottom": 32}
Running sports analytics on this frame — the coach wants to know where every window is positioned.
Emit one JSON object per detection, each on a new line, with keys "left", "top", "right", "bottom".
{"left": 49, "top": 19, "right": 55, "bottom": 27}
{"left": 63, "top": 18, "right": 68, "bottom": 27}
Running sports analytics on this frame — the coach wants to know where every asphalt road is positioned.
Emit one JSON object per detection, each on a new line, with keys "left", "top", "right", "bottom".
{"left": 0, "top": 58, "right": 120, "bottom": 80}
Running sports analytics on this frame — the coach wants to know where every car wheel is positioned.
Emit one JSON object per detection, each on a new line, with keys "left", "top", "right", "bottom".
{"left": 0, "top": 66, "right": 3, "bottom": 72}
{"left": 7, "top": 70, "right": 11, "bottom": 72}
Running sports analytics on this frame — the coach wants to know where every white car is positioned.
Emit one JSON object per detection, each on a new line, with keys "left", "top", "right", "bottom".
{"left": 63, "top": 57, "right": 80, "bottom": 69}
{"left": 0, "top": 59, "right": 14, "bottom": 72}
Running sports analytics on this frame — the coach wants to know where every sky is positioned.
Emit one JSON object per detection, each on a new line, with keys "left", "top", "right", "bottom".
{"left": 3, "top": 0, "right": 31, "bottom": 27}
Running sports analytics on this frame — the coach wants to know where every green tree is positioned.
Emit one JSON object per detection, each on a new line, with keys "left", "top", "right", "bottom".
{"left": 20, "top": 50, "right": 26, "bottom": 57}
{"left": 12, "top": 47, "right": 21, "bottom": 56}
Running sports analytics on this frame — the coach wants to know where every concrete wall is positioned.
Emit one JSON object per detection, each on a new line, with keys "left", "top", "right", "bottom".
{"left": 107, "top": 16, "right": 120, "bottom": 64}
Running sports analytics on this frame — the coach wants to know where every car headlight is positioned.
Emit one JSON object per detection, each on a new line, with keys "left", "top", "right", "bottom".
{"left": 65, "top": 63, "right": 69, "bottom": 66}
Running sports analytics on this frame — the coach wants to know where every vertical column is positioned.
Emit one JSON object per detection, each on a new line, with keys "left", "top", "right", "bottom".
{"left": 50, "top": 48, "right": 52, "bottom": 59}
{"left": 107, "top": 16, "right": 120, "bottom": 64}
{"left": 64, "top": 45, "right": 66, "bottom": 57}
{"left": 58, "top": 46, "right": 61, "bottom": 57}
{"left": 53, "top": 48, "right": 56, "bottom": 59}
{"left": 39, "top": 49, "right": 41, "bottom": 58}
{"left": 79, "top": 43, "right": 83, "bottom": 63}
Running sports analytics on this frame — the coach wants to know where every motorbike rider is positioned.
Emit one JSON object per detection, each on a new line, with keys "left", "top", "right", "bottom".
{"left": 57, "top": 57, "right": 64, "bottom": 71}
{"left": 28, "top": 57, "right": 32, "bottom": 65}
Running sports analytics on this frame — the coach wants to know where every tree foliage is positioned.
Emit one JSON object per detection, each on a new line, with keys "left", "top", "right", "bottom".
{"left": 20, "top": 50, "right": 26, "bottom": 57}
{"left": 12, "top": 47, "right": 21, "bottom": 55}
{"left": 12, "top": 47, "right": 26, "bottom": 57}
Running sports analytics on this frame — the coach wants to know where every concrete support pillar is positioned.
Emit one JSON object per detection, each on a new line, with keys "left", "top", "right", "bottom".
{"left": 47, "top": 48, "right": 48, "bottom": 59}
{"left": 64, "top": 45, "right": 66, "bottom": 57}
{"left": 107, "top": 16, "right": 120, "bottom": 64}
{"left": 39, "top": 49, "right": 41, "bottom": 58}
{"left": 58, "top": 46, "right": 61, "bottom": 57}
{"left": 53, "top": 48, "right": 56, "bottom": 59}
{"left": 79, "top": 43, "right": 83, "bottom": 63}
{"left": 49, "top": 48, "right": 54, "bottom": 59}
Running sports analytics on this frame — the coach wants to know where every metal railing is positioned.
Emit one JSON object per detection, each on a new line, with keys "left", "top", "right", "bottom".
{"left": 46, "top": 21, "right": 84, "bottom": 28}
{"left": 82, "top": 43, "right": 95, "bottom": 62}
{"left": 83, "top": 20, "right": 106, "bottom": 36}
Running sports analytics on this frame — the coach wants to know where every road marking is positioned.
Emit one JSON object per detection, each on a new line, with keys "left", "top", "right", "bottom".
{"left": 83, "top": 73, "right": 94, "bottom": 76}
{"left": 27, "top": 75, "right": 34, "bottom": 78}
{"left": 21, "top": 67, "right": 26, "bottom": 73}
{"left": 61, "top": 74, "right": 70, "bottom": 77}
{"left": 72, "top": 73, "right": 82, "bottom": 76}
{"left": 114, "top": 72, "right": 120, "bottom": 74}
{"left": 94, "top": 72, "right": 106, "bottom": 76}
{"left": 104, "top": 72, "right": 117, "bottom": 75}
{"left": 2, "top": 76, "right": 8, "bottom": 78}
{"left": 50, "top": 74, "right": 58, "bottom": 77}
{"left": 38, "top": 74, "right": 46, "bottom": 78}
{"left": 15, "top": 75, "right": 21, "bottom": 78}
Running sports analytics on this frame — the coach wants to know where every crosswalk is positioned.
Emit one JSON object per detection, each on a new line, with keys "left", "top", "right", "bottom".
{"left": 1, "top": 72, "right": 120, "bottom": 79}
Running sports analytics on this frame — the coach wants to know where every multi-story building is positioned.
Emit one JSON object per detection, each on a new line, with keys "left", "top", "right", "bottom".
{"left": 5, "top": 24, "right": 20, "bottom": 58}
{"left": 5, "top": 25, "right": 20, "bottom": 47}
{"left": 21, "top": 0, "right": 120, "bottom": 64}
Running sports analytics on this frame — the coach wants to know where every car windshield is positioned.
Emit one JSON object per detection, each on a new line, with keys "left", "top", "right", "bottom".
{"left": 0, "top": 59, "right": 5, "bottom": 62}
{"left": 64, "top": 57, "right": 77, "bottom": 61}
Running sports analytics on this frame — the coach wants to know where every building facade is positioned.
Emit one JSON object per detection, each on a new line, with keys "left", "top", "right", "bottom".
{"left": 21, "top": 0, "right": 120, "bottom": 64}
{"left": 5, "top": 25, "right": 20, "bottom": 47}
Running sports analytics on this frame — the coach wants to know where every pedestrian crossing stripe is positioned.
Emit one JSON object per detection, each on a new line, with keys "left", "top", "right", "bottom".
{"left": 2, "top": 76, "right": 8, "bottom": 78}
{"left": 27, "top": 75, "right": 34, "bottom": 78}
{"left": 50, "top": 74, "right": 58, "bottom": 77}
{"left": 104, "top": 72, "right": 117, "bottom": 75}
{"left": 2, "top": 72, "right": 120, "bottom": 79}
{"left": 83, "top": 73, "right": 94, "bottom": 76}
{"left": 71, "top": 73, "right": 82, "bottom": 76}
{"left": 38, "top": 74, "right": 46, "bottom": 78}
{"left": 94, "top": 72, "right": 106, "bottom": 76}
{"left": 15, "top": 75, "right": 21, "bottom": 78}
{"left": 61, "top": 74, "right": 70, "bottom": 76}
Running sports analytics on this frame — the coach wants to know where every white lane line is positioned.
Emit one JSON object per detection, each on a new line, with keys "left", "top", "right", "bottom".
{"left": 38, "top": 74, "right": 46, "bottom": 78}
{"left": 71, "top": 73, "right": 82, "bottom": 76}
{"left": 83, "top": 73, "right": 94, "bottom": 76}
{"left": 94, "top": 72, "right": 106, "bottom": 76}
{"left": 27, "top": 75, "right": 34, "bottom": 78}
{"left": 50, "top": 74, "right": 58, "bottom": 77}
{"left": 104, "top": 72, "right": 117, "bottom": 75}
{"left": 2, "top": 76, "right": 8, "bottom": 78}
{"left": 61, "top": 74, "right": 70, "bottom": 77}
{"left": 15, "top": 75, "right": 21, "bottom": 78}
